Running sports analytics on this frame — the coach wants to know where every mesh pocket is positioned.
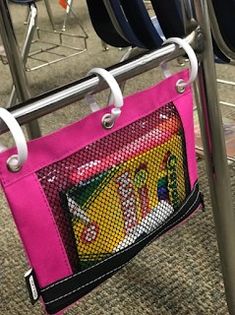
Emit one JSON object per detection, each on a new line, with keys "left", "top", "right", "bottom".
{"left": 37, "top": 102, "right": 190, "bottom": 272}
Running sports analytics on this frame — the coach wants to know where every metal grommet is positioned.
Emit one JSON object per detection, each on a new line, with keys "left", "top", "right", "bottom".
{"left": 101, "top": 113, "right": 115, "bottom": 129}
{"left": 176, "top": 79, "right": 186, "bottom": 94}
{"left": 6, "top": 154, "right": 22, "bottom": 173}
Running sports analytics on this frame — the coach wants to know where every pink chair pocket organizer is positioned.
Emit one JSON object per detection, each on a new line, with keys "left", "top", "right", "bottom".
{"left": 0, "top": 69, "right": 202, "bottom": 314}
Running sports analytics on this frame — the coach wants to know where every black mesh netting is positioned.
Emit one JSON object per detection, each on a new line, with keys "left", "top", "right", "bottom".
{"left": 37, "top": 103, "right": 190, "bottom": 272}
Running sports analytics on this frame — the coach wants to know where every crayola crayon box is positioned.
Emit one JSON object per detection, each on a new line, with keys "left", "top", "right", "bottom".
{"left": 60, "top": 107, "right": 190, "bottom": 270}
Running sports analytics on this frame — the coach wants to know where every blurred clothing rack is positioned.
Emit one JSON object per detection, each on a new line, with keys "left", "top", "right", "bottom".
{"left": 1, "top": 0, "right": 235, "bottom": 314}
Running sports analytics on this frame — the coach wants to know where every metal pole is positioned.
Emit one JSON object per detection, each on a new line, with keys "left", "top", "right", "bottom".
{"left": 217, "top": 79, "right": 235, "bottom": 86}
{"left": 62, "top": 0, "right": 73, "bottom": 32}
{"left": 0, "top": 0, "right": 41, "bottom": 139}
{"left": 192, "top": 1, "right": 235, "bottom": 314}
{"left": 7, "top": 3, "right": 38, "bottom": 108}
{"left": 43, "top": 0, "right": 56, "bottom": 30}
{"left": 0, "top": 30, "right": 199, "bottom": 133}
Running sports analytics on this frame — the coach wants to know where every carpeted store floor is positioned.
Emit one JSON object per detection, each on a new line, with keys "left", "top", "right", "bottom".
{"left": 0, "top": 1, "right": 235, "bottom": 314}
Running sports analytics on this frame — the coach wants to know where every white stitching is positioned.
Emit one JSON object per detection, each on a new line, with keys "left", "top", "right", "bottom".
{"left": 45, "top": 263, "right": 127, "bottom": 305}
{"left": 44, "top": 189, "right": 200, "bottom": 305}
{"left": 41, "top": 182, "right": 198, "bottom": 293}
{"left": 43, "top": 188, "right": 200, "bottom": 305}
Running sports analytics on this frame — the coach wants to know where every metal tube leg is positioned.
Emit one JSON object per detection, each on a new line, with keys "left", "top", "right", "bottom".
{"left": 62, "top": 0, "right": 73, "bottom": 32}
{"left": 7, "top": 4, "right": 38, "bottom": 108}
{"left": 192, "top": 1, "right": 235, "bottom": 314}
{"left": 7, "top": 86, "right": 17, "bottom": 108}
{"left": 21, "top": 4, "right": 38, "bottom": 64}
{"left": 43, "top": 0, "right": 56, "bottom": 30}
{"left": 101, "top": 40, "right": 109, "bottom": 51}
{"left": 0, "top": 0, "right": 41, "bottom": 139}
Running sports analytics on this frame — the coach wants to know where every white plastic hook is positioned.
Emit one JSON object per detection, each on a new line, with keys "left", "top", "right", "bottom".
{"left": 162, "top": 37, "right": 198, "bottom": 92}
{"left": 0, "top": 108, "right": 28, "bottom": 172}
{"left": 86, "top": 68, "right": 124, "bottom": 129}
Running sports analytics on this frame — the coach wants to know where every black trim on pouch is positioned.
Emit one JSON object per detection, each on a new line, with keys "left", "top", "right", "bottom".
{"left": 41, "top": 182, "right": 202, "bottom": 314}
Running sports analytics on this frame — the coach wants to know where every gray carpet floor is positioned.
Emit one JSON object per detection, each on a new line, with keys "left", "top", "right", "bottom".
{"left": 0, "top": 1, "right": 234, "bottom": 314}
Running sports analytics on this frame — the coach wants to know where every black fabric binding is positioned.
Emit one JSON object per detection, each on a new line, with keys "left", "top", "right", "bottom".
{"left": 41, "top": 182, "right": 202, "bottom": 314}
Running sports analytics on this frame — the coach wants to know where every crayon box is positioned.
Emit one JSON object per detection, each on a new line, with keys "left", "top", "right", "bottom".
{"left": 60, "top": 104, "right": 190, "bottom": 270}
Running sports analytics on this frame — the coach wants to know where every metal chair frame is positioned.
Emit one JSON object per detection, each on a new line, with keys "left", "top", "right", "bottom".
{"left": 24, "top": 0, "right": 88, "bottom": 71}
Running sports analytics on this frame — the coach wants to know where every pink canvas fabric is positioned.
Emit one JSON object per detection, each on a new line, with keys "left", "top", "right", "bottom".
{"left": 0, "top": 69, "right": 198, "bottom": 313}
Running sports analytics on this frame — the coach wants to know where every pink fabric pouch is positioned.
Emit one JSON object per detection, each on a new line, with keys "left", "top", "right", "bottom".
{"left": 0, "top": 69, "right": 202, "bottom": 314}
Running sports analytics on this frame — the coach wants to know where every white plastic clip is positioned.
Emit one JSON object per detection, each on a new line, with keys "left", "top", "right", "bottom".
{"left": 86, "top": 68, "right": 124, "bottom": 129}
{"left": 0, "top": 108, "right": 28, "bottom": 172}
{"left": 162, "top": 37, "right": 198, "bottom": 93}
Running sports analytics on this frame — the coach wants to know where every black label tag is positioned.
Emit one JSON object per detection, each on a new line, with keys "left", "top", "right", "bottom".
{"left": 24, "top": 269, "right": 40, "bottom": 305}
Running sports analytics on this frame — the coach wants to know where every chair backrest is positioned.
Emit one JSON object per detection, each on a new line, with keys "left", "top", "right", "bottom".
{"left": 151, "top": 0, "right": 230, "bottom": 63}
{"left": 211, "top": 0, "right": 235, "bottom": 51}
{"left": 120, "top": 0, "right": 163, "bottom": 49}
{"left": 86, "top": 0, "right": 130, "bottom": 47}
{"left": 9, "top": 0, "right": 34, "bottom": 4}
{"left": 103, "top": 0, "right": 145, "bottom": 48}
{"left": 150, "top": 0, "right": 185, "bottom": 38}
